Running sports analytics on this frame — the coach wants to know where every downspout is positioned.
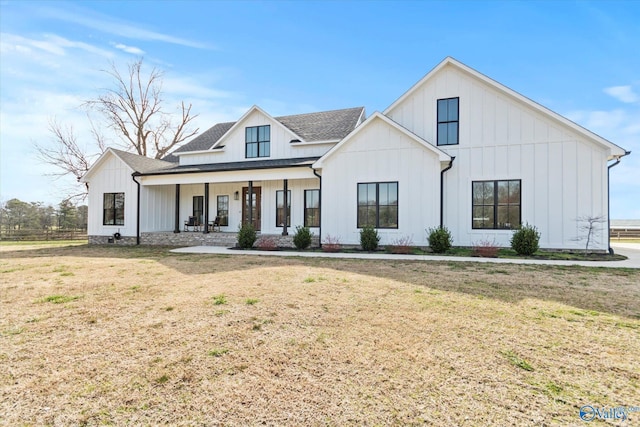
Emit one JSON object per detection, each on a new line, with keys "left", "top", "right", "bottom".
{"left": 132, "top": 173, "right": 141, "bottom": 245}
{"left": 440, "top": 156, "right": 455, "bottom": 228}
{"left": 312, "top": 167, "right": 322, "bottom": 248}
{"left": 607, "top": 151, "right": 631, "bottom": 254}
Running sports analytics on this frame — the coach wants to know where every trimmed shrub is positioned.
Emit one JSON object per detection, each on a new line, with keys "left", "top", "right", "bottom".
{"left": 511, "top": 223, "right": 540, "bottom": 255}
{"left": 292, "top": 226, "right": 313, "bottom": 250}
{"left": 360, "top": 225, "right": 380, "bottom": 252}
{"left": 427, "top": 226, "right": 452, "bottom": 253}
{"left": 472, "top": 239, "right": 499, "bottom": 257}
{"left": 237, "top": 222, "right": 257, "bottom": 249}
{"left": 322, "top": 235, "right": 341, "bottom": 252}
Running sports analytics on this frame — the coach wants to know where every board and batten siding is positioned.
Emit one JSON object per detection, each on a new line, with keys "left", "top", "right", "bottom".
{"left": 86, "top": 153, "right": 138, "bottom": 237}
{"left": 179, "top": 109, "right": 334, "bottom": 166}
{"left": 387, "top": 63, "right": 610, "bottom": 250}
{"left": 320, "top": 116, "right": 442, "bottom": 246}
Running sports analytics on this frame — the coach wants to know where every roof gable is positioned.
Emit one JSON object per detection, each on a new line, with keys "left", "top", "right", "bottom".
{"left": 81, "top": 148, "right": 175, "bottom": 182}
{"left": 384, "top": 57, "right": 626, "bottom": 157}
{"left": 168, "top": 106, "right": 366, "bottom": 157}
{"left": 314, "top": 112, "right": 451, "bottom": 169}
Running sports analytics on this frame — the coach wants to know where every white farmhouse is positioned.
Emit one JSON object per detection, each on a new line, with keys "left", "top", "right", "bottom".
{"left": 81, "top": 57, "right": 629, "bottom": 252}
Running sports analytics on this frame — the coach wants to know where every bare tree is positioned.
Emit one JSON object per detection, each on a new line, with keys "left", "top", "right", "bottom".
{"left": 85, "top": 59, "right": 199, "bottom": 159}
{"left": 35, "top": 58, "right": 199, "bottom": 200}
{"left": 574, "top": 215, "right": 606, "bottom": 254}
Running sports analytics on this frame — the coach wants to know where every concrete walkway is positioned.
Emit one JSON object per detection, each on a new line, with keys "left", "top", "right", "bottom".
{"left": 171, "top": 242, "right": 640, "bottom": 269}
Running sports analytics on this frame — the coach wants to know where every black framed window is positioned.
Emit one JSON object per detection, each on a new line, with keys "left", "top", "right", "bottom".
{"left": 246, "top": 125, "right": 270, "bottom": 158}
{"left": 304, "top": 189, "right": 320, "bottom": 227}
{"left": 193, "top": 196, "right": 204, "bottom": 225}
{"left": 103, "top": 192, "right": 124, "bottom": 225}
{"left": 437, "top": 97, "right": 459, "bottom": 146}
{"left": 276, "top": 190, "right": 291, "bottom": 227}
{"left": 217, "top": 195, "right": 229, "bottom": 226}
{"left": 357, "top": 182, "right": 398, "bottom": 228}
{"left": 472, "top": 180, "right": 521, "bottom": 229}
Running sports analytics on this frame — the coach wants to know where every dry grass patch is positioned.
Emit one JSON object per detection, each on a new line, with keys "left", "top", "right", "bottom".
{"left": 0, "top": 244, "right": 639, "bottom": 425}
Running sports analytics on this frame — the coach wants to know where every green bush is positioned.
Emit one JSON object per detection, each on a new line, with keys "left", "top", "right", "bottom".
{"left": 511, "top": 223, "right": 540, "bottom": 255}
{"left": 427, "top": 226, "right": 453, "bottom": 253}
{"left": 292, "top": 226, "right": 313, "bottom": 250}
{"left": 237, "top": 222, "right": 257, "bottom": 249}
{"left": 360, "top": 225, "right": 380, "bottom": 252}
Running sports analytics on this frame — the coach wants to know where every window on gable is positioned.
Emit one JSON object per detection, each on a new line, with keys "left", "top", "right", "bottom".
{"left": 246, "top": 125, "right": 270, "bottom": 158}
{"left": 437, "top": 97, "right": 459, "bottom": 146}
{"left": 217, "top": 195, "right": 229, "bottom": 226}
{"left": 357, "top": 182, "right": 398, "bottom": 229}
{"left": 304, "top": 189, "right": 320, "bottom": 227}
{"left": 103, "top": 192, "right": 124, "bottom": 226}
{"left": 276, "top": 190, "right": 291, "bottom": 227}
{"left": 472, "top": 180, "right": 521, "bottom": 229}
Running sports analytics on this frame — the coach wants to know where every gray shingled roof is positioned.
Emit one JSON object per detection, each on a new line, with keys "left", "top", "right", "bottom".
{"left": 136, "top": 156, "right": 320, "bottom": 176}
{"left": 276, "top": 107, "right": 365, "bottom": 142}
{"left": 166, "top": 106, "right": 364, "bottom": 159}
{"left": 111, "top": 148, "right": 176, "bottom": 173}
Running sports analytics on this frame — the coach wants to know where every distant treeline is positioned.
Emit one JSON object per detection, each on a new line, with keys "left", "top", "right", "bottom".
{"left": 0, "top": 198, "right": 87, "bottom": 241}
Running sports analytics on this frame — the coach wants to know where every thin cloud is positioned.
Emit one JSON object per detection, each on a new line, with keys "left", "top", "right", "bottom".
{"left": 112, "top": 43, "right": 145, "bottom": 55}
{"left": 604, "top": 85, "right": 639, "bottom": 103}
{"left": 39, "top": 5, "right": 212, "bottom": 50}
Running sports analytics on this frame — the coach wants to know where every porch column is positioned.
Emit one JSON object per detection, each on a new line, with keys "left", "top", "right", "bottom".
{"left": 247, "top": 180, "right": 253, "bottom": 225}
{"left": 203, "top": 182, "right": 210, "bottom": 234}
{"left": 282, "top": 179, "right": 289, "bottom": 236}
{"left": 174, "top": 184, "right": 181, "bottom": 233}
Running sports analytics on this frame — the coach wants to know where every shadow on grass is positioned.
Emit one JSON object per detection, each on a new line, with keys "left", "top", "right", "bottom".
{"left": 3, "top": 244, "right": 639, "bottom": 320}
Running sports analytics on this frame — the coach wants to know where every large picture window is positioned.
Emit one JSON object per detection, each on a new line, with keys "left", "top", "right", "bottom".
{"left": 276, "top": 190, "right": 291, "bottom": 227}
{"left": 103, "top": 192, "right": 124, "bottom": 226}
{"left": 246, "top": 125, "right": 270, "bottom": 158}
{"left": 357, "top": 182, "right": 398, "bottom": 228}
{"left": 304, "top": 189, "right": 320, "bottom": 227}
{"left": 217, "top": 195, "right": 229, "bottom": 226}
{"left": 472, "top": 180, "right": 521, "bottom": 229}
{"left": 437, "top": 97, "right": 459, "bottom": 146}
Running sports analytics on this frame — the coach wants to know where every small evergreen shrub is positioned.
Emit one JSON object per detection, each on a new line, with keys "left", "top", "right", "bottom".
{"left": 511, "top": 223, "right": 540, "bottom": 255}
{"left": 427, "top": 226, "right": 452, "bottom": 253}
{"left": 292, "top": 226, "right": 313, "bottom": 250}
{"left": 360, "top": 225, "right": 380, "bottom": 252}
{"left": 237, "top": 222, "right": 257, "bottom": 249}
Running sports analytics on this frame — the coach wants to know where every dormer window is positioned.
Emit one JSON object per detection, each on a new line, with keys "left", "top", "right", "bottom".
{"left": 437, "top": 97, "right": 459, "bottom": 145}
{"left": 246, "top": 125, "right": 270, "bottom": 158}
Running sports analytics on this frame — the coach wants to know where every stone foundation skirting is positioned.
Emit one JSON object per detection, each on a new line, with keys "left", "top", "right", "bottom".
{"left": 89, "top": 235, "right": 137, "bottom": 245}
{"left": 90, "top": 232, "right": 320, "bottom": 248}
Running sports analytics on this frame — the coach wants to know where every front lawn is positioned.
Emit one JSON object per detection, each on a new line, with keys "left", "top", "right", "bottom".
{"left": 1, "top": 244, "right": 638, "bottom": 425}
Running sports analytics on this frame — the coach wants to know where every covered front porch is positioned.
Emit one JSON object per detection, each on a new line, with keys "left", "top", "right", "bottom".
{"left": 136, "top": 159, "right": 321, "bottom": 245}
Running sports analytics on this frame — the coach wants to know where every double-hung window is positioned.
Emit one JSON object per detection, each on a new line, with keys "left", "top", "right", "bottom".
{"left": 217, "top": 195, "right": 229, "bottom": 226}
{"left": 103, "top": 192, "right": 124, "bottom": 225}
{"left": 357, "top": 182, "right": 398, "bottom": 228}
{"left": 437, "top": 97, "right": 459, "bottom": 146}
{"left": 246, "top": 125, "right": 270, "bottom": 158}
{"left": 276, "top": 190, "right": 291, "bottom": 227}
{"left": 472, "top": 180, "right": 521, "bottom": 229}
{"left": 304, "top": 189, "right": 320, "bottom": 227}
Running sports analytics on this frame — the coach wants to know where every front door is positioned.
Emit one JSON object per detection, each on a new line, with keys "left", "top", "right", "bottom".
{"left": 242, "top": 187, "right": 262, "bottom": 231}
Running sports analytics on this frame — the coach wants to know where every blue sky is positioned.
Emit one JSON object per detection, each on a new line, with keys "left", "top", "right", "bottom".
{"left": 1, "top": 0, "right": 638, "bottom": 218}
